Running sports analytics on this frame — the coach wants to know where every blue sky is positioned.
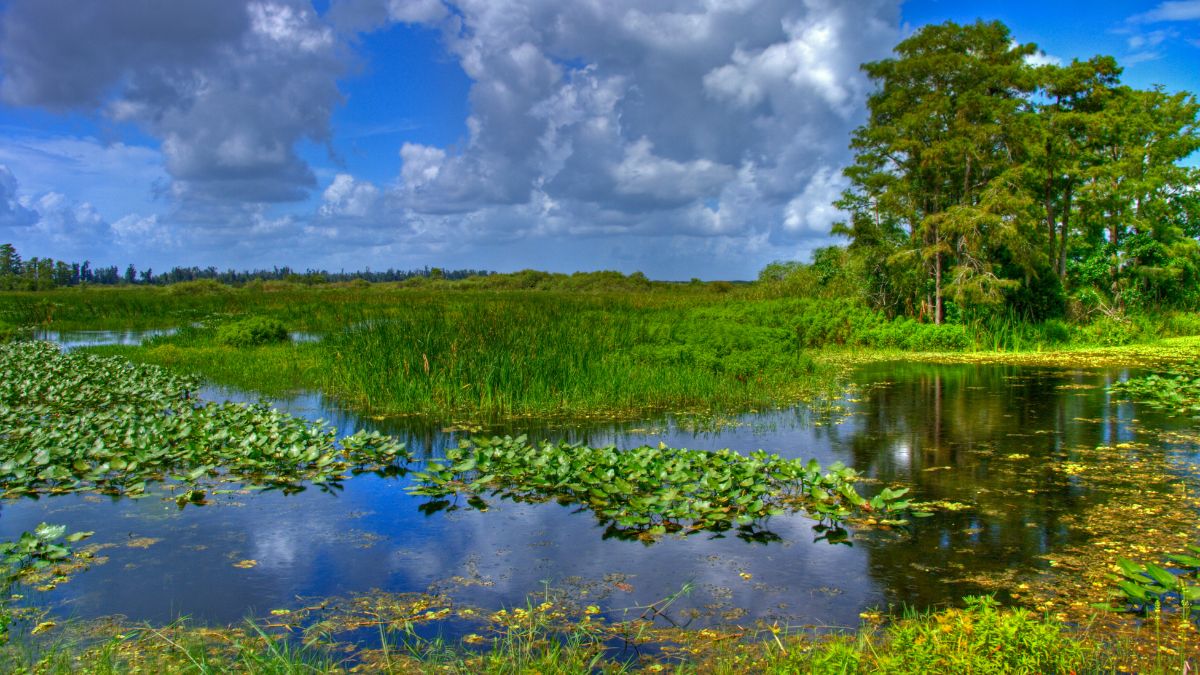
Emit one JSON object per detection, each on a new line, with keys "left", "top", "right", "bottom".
{"left": 0, "top": 0, "right": 1197, "bottom": 280}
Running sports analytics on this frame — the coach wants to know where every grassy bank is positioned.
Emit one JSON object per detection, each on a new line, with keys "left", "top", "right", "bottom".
{"left": 2, "top": 590, "right": 1196, "bottom": 673}
{"left": 8, "top": 283, "right": 1200, "bottom": 424}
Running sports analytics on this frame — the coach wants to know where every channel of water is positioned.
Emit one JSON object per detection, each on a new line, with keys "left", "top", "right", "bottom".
{"left": 3, "top": 331, "right": 1197, "bottom": 632}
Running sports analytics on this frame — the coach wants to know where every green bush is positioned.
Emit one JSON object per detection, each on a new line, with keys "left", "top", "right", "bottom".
{"left": 215, "top": 316, "right": 289, "bottom": 347}
{"left": 873, "top": 596, "right": 1088, "bottom": 674}
{"left": 166, "top": 279, "right": 232, "bottom": 296}
{"left": 1074, "top": 316, "right": 1145, "bottom": 346}
{"left": 1160, "top": 312, "right": 1200, "bottom": 338}
{"left": 902, "top": 322, "right": 971, "bottom": 351}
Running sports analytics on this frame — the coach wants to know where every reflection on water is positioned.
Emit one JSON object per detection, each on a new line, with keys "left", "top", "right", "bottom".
{"left": 34, "top": 328, "right": 179, "bottom": 350}
{"left": 35, "top": 328, "right": 319, "bottom": 351}
{"left": 3, "top": 336, "right": 1199, "bottom": 633}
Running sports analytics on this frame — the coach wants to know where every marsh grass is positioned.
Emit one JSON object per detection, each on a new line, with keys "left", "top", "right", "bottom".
{"left": 89, "top": 342, "right": 324, "bottom": 399}
{"left": 7, "top": 592, "right": 1194, "bottom": 674}
{"left": 13, "top": 285, "right": 1200, "bottom": 422}
{"left": 319, "top": 295, "right": 829, "bottom": 419}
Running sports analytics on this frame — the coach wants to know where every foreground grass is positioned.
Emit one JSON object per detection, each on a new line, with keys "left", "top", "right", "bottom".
{"left": 3, "top": 592, "right": 1196, "bottom": 674}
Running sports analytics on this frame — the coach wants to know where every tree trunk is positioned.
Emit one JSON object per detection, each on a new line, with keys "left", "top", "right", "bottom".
{"left": 1110, "top": 216, "right": 1120, "bottom": 308}
{"left": 934, "top": 250, "right": 943, "bottom": 325}
{"left": 1044, "top": 171, "right": 1057, "bottom": 268}
{"left": 1057, "top": 183, "right": 1072, "bottom": 281}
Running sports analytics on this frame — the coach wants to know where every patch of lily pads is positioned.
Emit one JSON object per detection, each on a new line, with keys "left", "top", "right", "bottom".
{"left": 1110, "top": 367, "right": 1200, "bottom": 419}
{"left": 0, "top": 341, "right": 406, "bottom": 497}
{"left": 409, "top": 436, "right": 919, "bottom": 542}
{"left": 1, "top": 340, "right": 913, "bottom": 542}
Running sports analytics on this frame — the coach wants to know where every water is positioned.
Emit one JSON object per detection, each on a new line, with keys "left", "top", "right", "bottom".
{"left": 34, "top": 328, "right": 319, "bottom": 350}
{"left": 4, "top": 332, "right": 1198, "bottom": 633}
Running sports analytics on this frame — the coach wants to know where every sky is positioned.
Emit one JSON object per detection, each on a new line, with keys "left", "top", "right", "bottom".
{"left": 0, "top": 1, "right": 1197, "bottom": 280}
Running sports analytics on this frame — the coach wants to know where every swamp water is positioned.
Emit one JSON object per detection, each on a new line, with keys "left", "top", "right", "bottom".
{"left": 3, "top": 334, "right": 1199, "bottom": 635}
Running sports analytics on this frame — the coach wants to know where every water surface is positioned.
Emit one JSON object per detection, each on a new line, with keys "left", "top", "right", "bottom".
{"left": 4, "top": 334, "right": 1197, "bottom": 633}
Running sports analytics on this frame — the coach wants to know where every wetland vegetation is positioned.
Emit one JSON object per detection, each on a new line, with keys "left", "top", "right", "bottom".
{"left": 2, "top": 17, "right": 1200, "bottom": 674}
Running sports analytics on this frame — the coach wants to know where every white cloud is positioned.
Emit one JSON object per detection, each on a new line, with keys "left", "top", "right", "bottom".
{"left": 0, "top": 0, "right": 346, "bottom": 204}
{"left": 612, "top": 138, "right": 735, "bottom": 207}
{"left": 342, "top": 0, "right": 900, "bottom": 273}
{"left": 1120, "top": 2, "right": 1196, "bottom": 67}
{"left": 319, "top": 173, "right": 382, "bottom": 217}
{"left": 1, "top": 0, "right": 906, "bottom": 277}
{"left": 1130, "top": 1, "right": 1200, "bottom": 23}
{"left": 111, "top": 213, "right": 176, "bottom": 249}
{"left": 1012, "top": 40, "right": 1062, "bottom": 67}
{"left": 782, "top": 167, "right": 847, "bottom": 234}
{"left": 0, "top": 164, "right": 38, "bottom": 229}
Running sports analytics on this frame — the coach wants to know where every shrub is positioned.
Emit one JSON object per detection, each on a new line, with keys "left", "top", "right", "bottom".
{"left": 873, "top": 596, "right": 1088, "bottom": 673}
{"left": 215, "top": 316, "right": 289, "bottom": 347}
{"left": 1160, "top": 312, "right": 1200, "bottom": 338}
{"left": 166, "top": 279, "right": 231, "bottom": 296}
{"left": 0, "top": 325, "right": 31, "bottom": 343}
{"left": 1074, "top": 316, "right": 1145, "bottom": 346}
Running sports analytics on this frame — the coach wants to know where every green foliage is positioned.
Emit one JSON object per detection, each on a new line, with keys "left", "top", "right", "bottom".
{"left": 867, "top": 596, "right": 1090, "bottom": 673}
{"left": 837, "top": 20, "right": 1200, "bottom": 322}
{"left": 410, "top": 435, "right": 915, "bottom": 542}
{"left": 1073, "top": 315, "right": 1148, "bottom": 347}
{"left": 0, "top": 524, "right": 92, "bottom": 642}
{"left": 0, "top": 325, "right": 31, "bottom": 344}
{"left": 214, "top": 316, "right": 289, "bottom": 347}
{"left": 1104, "top": 548, "right": 1200, "bottom": 622}
{"left": 0, "top": 341, "right": 408, "bottom": 497}
{"left": 1110, "top": 367, "right": 1200, "bottom": 418}
{"left": 318, "top": 294, "right": 840, "bottom": 420}
{"left": 167, "top": 279, "right": 233, "bottom": 296}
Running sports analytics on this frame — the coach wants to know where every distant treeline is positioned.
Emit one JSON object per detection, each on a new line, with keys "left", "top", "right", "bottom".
{"left": 0, "top": 243, "right": 490, "bottom": 290}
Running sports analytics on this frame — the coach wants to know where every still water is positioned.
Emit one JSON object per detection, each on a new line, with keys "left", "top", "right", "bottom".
{"left": 3, "top": 333, "right": 1197, "bottom": 631}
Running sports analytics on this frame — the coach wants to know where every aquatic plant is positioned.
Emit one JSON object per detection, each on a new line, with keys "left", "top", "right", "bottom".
{"left": 0, "top": 341, "right": 408, "bottom": 497}
{"left": 0, "top": 524, "right": 92, "bottom": 642}
{"left": 409, "top": 435, "right": 917, "bottom": 542}
{"left": 1105, "top": 548, "right": 1200, "bottom": 620}
{"left": 2, "top": 341, "right": 902, "bottom": 541}
{"left": 1111, "top": 368, "right": 1200, "bottom": 418}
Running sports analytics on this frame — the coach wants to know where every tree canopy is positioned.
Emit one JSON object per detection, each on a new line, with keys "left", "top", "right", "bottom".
{"left": 836, "top": 20, "right": 1200, "bottom": 322}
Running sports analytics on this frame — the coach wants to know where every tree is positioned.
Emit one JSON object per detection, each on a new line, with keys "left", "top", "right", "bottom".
{"left": 1074, "top": 86, "right": 1200, "bottom": 311}
{"left": 0, "top": 243, "right": 21, "bottom": 290}
{"left": 840, "top": 21, "right": 1039, "bottom": 323}
{"left": 836, "top": 20, "right": 1200, "bottom": 320}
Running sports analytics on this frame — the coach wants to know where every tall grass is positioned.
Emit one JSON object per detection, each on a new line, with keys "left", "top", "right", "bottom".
{"left": 319, "top": 295, "right": 825, "bottom": 419}
{"left": 15, "top": 284, "right": 1200, "bottom": 421}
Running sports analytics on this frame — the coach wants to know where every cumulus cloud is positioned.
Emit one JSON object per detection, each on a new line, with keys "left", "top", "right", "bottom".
{"left": 319, "top": 173, "right": 382, "bottom": 217}
{"left": 0, "top": 165, "right": 38, "bottom": 229}
{"left": 111, "top": 213, "right": 176, "bottom": 249}
{"left": 0, "top": 0, "right": 345, "bottom": 204}
{"left": 345, "top": 0, "right": 900, "bottom": 273}
{"left": 1, "top": 0, "right": 904, "bottom": 277}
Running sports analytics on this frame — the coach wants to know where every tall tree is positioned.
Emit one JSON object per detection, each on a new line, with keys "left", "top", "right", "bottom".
{"left": 837, "top": 20, "right": 1200, "bottom": 320}
{"left": 0, "top": 243, "right": 21, "bottom": 290}
{"left": 840, "top": 21, "right": 1038, "bottom": 323}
